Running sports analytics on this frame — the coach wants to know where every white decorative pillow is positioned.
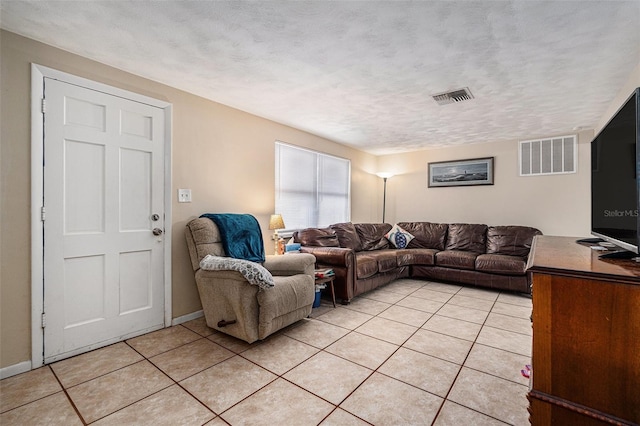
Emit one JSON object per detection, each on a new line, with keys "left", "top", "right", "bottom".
{"left": 199, "top": 255, "right": 274, "bottom": 289}
{"left": 385, "top": 224, "right": 415, "bottom": 249}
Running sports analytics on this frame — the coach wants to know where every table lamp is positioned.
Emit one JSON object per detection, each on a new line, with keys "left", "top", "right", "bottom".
{"left": 269, "top": 214, "right": 286, "bottom": 255}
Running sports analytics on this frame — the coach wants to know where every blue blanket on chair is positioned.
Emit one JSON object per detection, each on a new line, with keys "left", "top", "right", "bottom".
{"left": 200, "top": 213, "right": 265, "bottom": 263}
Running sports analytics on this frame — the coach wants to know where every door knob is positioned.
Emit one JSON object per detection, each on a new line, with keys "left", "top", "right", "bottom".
{"left": 152, "top": 228, "right": 163, "bottom": 236}
{"left": 151, "top": 213, "right": 160, "bottom": 221}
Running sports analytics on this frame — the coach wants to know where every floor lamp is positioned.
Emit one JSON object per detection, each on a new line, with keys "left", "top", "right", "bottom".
{"left": 376, "top": 172, "right": 394, "bottom": 223}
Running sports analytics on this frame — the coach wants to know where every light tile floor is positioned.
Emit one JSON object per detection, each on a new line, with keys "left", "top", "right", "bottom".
{"left": 0, "top": 279, "right": 532, "bottom": 425}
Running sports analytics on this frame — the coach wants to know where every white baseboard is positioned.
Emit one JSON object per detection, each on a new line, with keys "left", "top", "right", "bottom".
{"left": 0, "top": 313, "right": 207, "bottom": 380}
{"left": 0, "top": 360, "right": 33, "bottom": 380}
{"left": 1, "top": 314, "right": 205, "bottom": 379}
{"left": 171, "top": 310, "right": 203, "bottom": 326}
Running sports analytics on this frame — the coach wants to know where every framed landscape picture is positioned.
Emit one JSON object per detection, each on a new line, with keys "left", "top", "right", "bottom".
{"left": 428, "top": 157, "right": 494, "bottom": 187}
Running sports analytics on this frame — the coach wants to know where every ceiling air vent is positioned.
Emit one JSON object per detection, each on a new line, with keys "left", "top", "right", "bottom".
{"left": 432, "top": 87, "right": 474, "bottom": 106}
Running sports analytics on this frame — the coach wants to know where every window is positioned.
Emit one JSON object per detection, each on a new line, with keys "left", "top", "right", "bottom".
{"left": 275, "top": 142, "right": 350, "bottom": 230}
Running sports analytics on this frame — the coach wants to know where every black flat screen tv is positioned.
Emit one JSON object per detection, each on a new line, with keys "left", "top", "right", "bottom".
{"left": 591, "top": 87, "right": 640, "bottom": 258}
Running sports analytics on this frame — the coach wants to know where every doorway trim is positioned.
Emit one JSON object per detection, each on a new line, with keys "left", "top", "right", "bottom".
{"left": 30, "top": 64, "right": 173, "bottom": 368}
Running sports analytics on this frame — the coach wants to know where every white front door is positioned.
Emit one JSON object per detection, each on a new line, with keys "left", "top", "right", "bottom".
{"left": 42, "top": 78, "right": 166, "bottom": 363}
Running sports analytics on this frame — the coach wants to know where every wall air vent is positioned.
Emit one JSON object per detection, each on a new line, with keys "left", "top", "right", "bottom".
{"left": 519, "top": 135, "right": 577, "bottom": 176}
{"left": 432, "top": 87, "right": 474, "bottom": 106}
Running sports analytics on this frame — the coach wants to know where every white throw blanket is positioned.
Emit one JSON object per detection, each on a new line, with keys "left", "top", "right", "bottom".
{"left": 199, "top": 255, "right": 274, "bottom": 289}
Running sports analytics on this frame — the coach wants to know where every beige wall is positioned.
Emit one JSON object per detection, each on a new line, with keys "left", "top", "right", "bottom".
{"left": 0, "top": 30, "right": 379, "bottom": 369}
{"left": 1, "top": 29, "right": 638, "bottom": 372}
{"left": 376, "top": 61, "right": 639, "bottom": 237}
{"left": 376, "top": 131, "right": 593, "bottom": 236}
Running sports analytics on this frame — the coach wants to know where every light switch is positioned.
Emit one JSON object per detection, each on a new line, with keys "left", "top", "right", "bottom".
{"left": 178, "top": 189, "right": 192, "bottom": 203}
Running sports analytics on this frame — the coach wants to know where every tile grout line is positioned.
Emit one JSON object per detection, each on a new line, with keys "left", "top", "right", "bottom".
{"left": 56, "top": 334, "right": 219, "bottom": 424}
{"left": 144, "top": 345, "right": 219, "bottom": 421}
{"left": 354, "top": 282, "right": 517, "bottom": 424}
{"left": 47, "top": 365, "right": 88, "bottom": 425}
{"left": 425, "top": 283, "right": 471, "bottom": 425}
{"left": 312, "top": 281, "right": 452, "bottom": 423}
{"left": 126, "top": 335, "right": 223, "bottom": 423}
{"left": 325, "top": 280, "right": 509, "bottom": 424}
{"left": 0, "top": 372, "right": 67, "bottom": 417}
{"left": 3, "top": 280, "right": 532, "bottom": 425}
{"left": 276, "top": 282, "right": 434, "bottom": 423}
{"left": 272, "top": 281, "right": 531, "bottom": 424}
{"left": 429, "top": 289, "right": 521, "bottom": 426}
{"left": 210, "top": 335, "right": 336, "bottom": 423}
{"left": 147, "top": 331, "right": 283, "bottom": 424}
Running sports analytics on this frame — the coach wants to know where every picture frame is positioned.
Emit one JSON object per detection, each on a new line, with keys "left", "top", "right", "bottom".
{"left": 428, "top": 157, "right": 494, "bottom": 187}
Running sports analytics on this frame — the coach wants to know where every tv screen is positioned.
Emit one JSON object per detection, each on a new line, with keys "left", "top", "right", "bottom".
{"left": 591, "top": 88, "right": 640, "bottom": 254}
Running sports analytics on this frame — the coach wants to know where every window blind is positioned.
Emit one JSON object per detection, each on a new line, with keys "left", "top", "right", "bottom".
{"left": 275, "top": 142, "right": 350, "bottom": 230}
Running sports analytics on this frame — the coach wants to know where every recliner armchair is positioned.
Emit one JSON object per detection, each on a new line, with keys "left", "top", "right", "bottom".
{"left": 185, "top": 217, "right": 316, "bottom": 343}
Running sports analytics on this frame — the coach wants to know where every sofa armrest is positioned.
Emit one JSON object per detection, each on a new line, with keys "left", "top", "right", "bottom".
{"left": 300, "top": 246, "right": 354, "bottom": 268}
{"left": 196, "top": 269, "right": 254, "bottom": 283}
{"left": 194, "top": 269, "right": 261, "bottom": 343}
{"left": 263, "top": 253, "right": 316, "bottom": 276}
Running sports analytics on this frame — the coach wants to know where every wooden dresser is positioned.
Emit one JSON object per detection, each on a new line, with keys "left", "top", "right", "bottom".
{"left": 526, "top": 236, "right": 640, "bottom": 425}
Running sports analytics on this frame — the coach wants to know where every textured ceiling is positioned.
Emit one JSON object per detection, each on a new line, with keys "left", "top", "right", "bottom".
{"left": 2, "top": 1, "right": 639, "bottom": 155}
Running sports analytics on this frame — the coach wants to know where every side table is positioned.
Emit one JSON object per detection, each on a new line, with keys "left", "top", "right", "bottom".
{"left": 314, "top": 276, "right": 336, "bottom": 308}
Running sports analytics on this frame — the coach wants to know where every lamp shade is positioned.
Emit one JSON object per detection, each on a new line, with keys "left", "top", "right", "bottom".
{"left": 376, "top": 172, "right": 395, "bottom": 179}
{"left": 269, "top": 214, "right": 285, "bottom": 230}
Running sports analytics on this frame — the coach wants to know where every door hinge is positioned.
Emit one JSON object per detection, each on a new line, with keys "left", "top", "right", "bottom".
{"left": 41, "top": 98, "right": 46, "bottom": 114}
{"left": 41, "top": 206, "right": 46, "bottom": 222}
{"left": 41, "top": 313, "right": 46, "bottom": 328}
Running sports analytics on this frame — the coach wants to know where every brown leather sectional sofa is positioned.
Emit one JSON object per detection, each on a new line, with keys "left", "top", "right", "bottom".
{"left": 293, "top": 222, "right": 542, "bottom": 303}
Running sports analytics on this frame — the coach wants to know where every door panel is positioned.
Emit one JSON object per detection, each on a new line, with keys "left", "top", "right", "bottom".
{"left": 120, "top": 148, "right": 152, "bottom": 231}
{"left": 64, "top": 139, "right": 105, "bottom": 234}
{"left": 63, "top": 255, "right": 106, "bottom": 327}
{"left": 119, "top": 250, "right": 152, "bottom": 314}
{"left": 65, "top": 95, "right": 106, "bottom": 131}
{"left": 43, "top": 78, "right": 165, "bottom": 363}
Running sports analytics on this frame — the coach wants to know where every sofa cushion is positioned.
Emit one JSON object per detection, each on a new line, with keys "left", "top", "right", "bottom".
{"left": 396, "top": 248, "right": 438, "bottom": 266}
{"left": 375, "top": 250, "right": 398, "bottom": 273}
{"left": 397, "top": 222, "right": 448, "bottom": 250}
{"left": 475, "top": 254, "right": 527, "bottom": 275}
{"left": 355, "top": 223, "right": 392, "bottom": 251}
{"left": 331, "top": 222, "right": 364, "bottom": 251}
{"left": 355, "top": 253, "right": 379, "bottom": 279}
{"left": 486, "top": 226, "right": 542, "bottom": 257}
{"left": 445, "top": 223, "right": 488, "bottom": 253}
{"left": 294, "top": 227, "right": 339, "bottom": 247}
{"left": 436, "top": 250, "right": 478, "bottom": 270}
{"left": 385, "top": 224, "right": 415, "bottom": 249}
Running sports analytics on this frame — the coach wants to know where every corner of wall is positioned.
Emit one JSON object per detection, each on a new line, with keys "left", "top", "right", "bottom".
{"left": 595, "top": 62, "right": 640, "bottom": 133}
